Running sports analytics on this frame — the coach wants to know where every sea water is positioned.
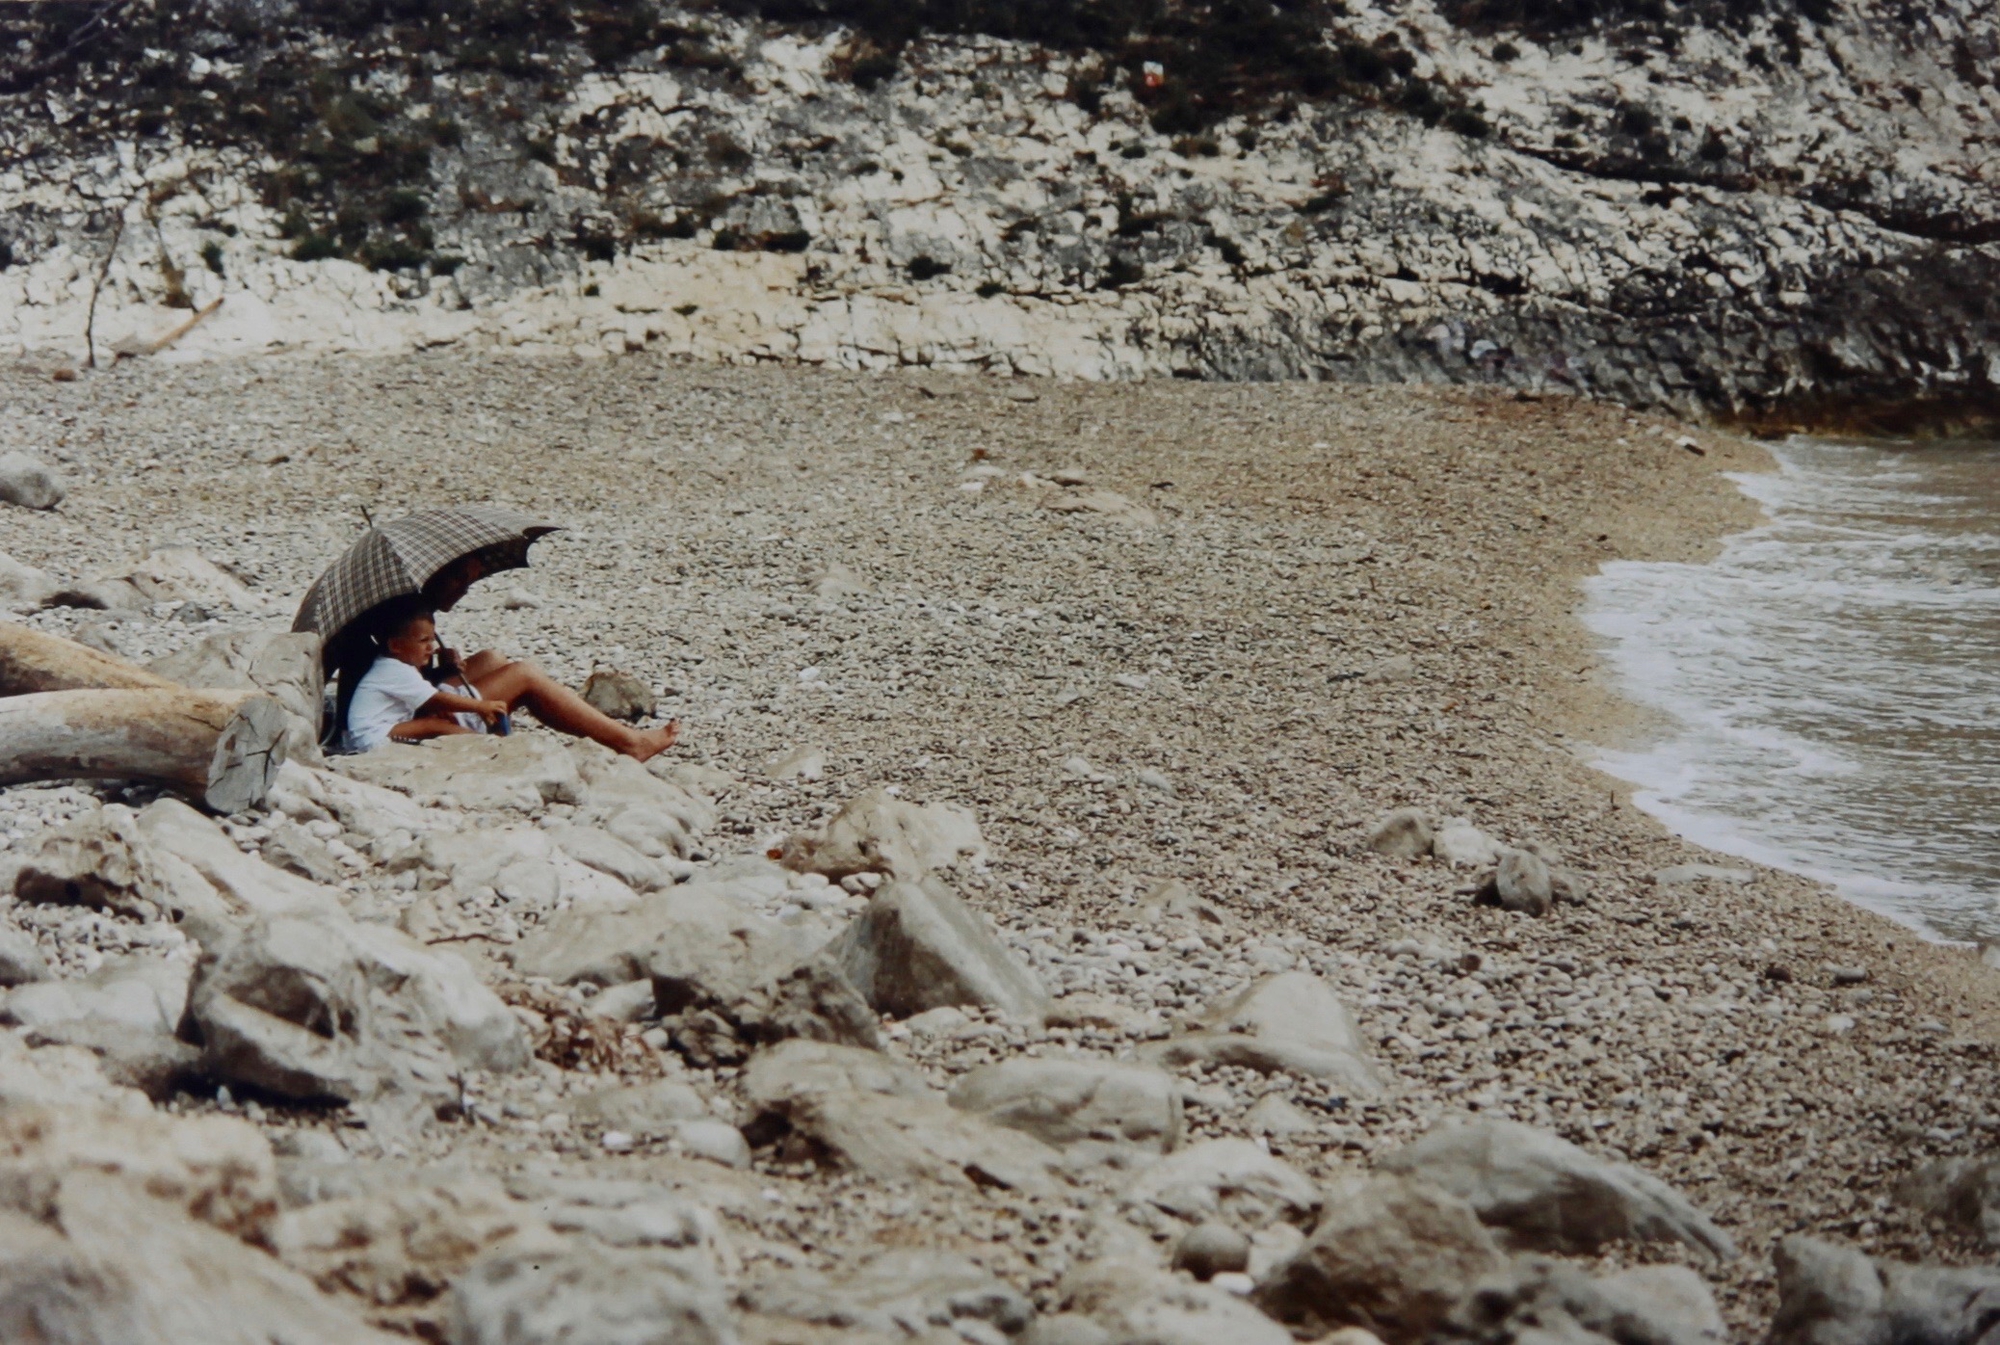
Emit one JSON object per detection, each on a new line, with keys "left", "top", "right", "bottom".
{"left": 1583, "top": 437, "right": 2000, "bottom": 944}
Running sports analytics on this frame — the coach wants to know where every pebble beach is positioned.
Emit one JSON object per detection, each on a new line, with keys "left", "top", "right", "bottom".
{"left": 3, "top": 350, "right": 1997, "bottom": 1340}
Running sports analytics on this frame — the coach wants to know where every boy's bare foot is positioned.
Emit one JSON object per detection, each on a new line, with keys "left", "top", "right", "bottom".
{"left": 621, "top": 721, "right": 680, "bottom": 763}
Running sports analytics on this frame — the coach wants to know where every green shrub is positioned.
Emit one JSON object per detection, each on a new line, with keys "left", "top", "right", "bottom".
{"left": 1619, "top": 102, "right": 1657, "bottom": 135}
{"left": 572, "top": 228, "right": 619, "bottom": 261}
{"left": 360, "top": 235, "right": 431, "bottom": 271}
{"left": 381, "top": 189, "right": 429, "bottom": 224}
{"left": 290, "top": 232, "right": 340, "bottom": 262}
{"left": 1100, "top": 255, "right": 1144, "bottom": 288}
{"left": 1443, "top": 106, "right": 1491, "bottom": 138}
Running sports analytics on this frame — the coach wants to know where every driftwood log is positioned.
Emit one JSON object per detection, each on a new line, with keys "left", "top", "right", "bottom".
{"left": 0, "top": 621, "right": 177, "bottom": 696}
{"left": 0, "top": 687, "right": 290, "bottom": 814}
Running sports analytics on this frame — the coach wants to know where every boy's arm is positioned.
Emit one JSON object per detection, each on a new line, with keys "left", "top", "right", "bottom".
{"left": 417, "top": 689, "right": 508, "bottom": 722}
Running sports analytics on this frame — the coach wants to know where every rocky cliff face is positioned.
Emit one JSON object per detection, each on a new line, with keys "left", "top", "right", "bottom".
{"left": 1, "top": 0, "right": 1993, "bottom": 430}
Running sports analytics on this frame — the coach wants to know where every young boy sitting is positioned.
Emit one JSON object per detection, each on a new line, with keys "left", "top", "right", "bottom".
{"left": 340, "top": 601, "right": 509, "bottom": 753}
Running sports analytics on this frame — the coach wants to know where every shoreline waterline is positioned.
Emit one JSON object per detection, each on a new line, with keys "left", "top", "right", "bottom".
{"left": 1583, "top": 435, "right": 2000, "bottom": 945}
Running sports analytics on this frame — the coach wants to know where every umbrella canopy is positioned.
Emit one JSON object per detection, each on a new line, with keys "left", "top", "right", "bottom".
{"left": 293, "top": 505, "right": 560, "bottom": 669}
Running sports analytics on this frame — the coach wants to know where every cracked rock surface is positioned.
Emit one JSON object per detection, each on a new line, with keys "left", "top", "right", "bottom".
{"left": 0, "top": 0, "right": 1994, "bottom": 429}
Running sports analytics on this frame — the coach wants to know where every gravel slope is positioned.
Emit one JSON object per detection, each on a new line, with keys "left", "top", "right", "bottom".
{"left": 3, "top": 350, "right": 1997, "bottom": 1334}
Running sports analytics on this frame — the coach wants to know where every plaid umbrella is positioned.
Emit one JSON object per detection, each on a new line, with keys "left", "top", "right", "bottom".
{"left": 292, "top": 505, "right": 560, "bottom": 669}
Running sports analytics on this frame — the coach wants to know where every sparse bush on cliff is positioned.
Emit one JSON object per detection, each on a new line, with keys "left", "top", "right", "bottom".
{"left": 0, "top": 0, "right": 1499, "bottom": 257}
{"left": 1439, "top": 0, "right": 1839, "bottom": 50}
{"left": 0, "top": 0, "right": 747, "bottom": 272}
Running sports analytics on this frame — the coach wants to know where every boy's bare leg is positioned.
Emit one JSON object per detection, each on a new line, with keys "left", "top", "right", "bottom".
{"left": 459, "top": 649, "right": 508, "bottom": 681}
{"left": 469, "top": 657, "right": 679, "bottom": 762}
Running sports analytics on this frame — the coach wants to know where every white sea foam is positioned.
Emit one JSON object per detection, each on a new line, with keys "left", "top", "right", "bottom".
{"left": 1583, "top": 437, "right": 2000, "bottom": 943}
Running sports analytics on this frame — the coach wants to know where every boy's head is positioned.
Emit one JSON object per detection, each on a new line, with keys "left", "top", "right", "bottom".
{"left": 375, "top": 600, "right": 439, "bottom": 667}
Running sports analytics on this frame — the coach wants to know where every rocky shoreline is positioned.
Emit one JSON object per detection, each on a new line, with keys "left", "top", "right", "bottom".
{"left": 2, "top": 0, "right": 1997, "bottom": 431}
{"left": 3, "top": 351, "right": 2000, "bottom": 1340}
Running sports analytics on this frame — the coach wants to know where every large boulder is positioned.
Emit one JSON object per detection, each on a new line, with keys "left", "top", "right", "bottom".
{"left": 1768, "top": 1235, "right": 2000, "bottom": 1345}
{"left": 1596, "top": 1265, "right": 1729, "bottom": 1343}
{"left": 569, "top": 742, "right": 716, "bottom": 837}
{"left": 948, "top": 1058, "right": 1183, "bottom": 1152}
{"left": 336, "top": 735, "right": 584, "bottom": 812}
{"left": 0, "top": 929, "right": 49, "bottom": 987}
{"left": 414, "top": 824, "right": 641, "bottom": 914}
{"left": 502, "top": 1171, "right": 731, "bottom": 1256}
{"left": 512, "top": 867, "right": 826, "bottom": 986}
{"left": 684, "top": 951, "right": 883, "bottom": 1065}
{"left": 1437, "top": 1256, "right": 1727, "bottom": 1345}
{"left": 1057, "top": 1256, "right": 1294, "bottom": 1345}
{"left": 581, "top": 669, "right": 656, "bottom": 721}
{"left": 549, "top": 823, "right": 670, "bottom": 893}
{"left": 260, "top": 819, "right": 348, "bottom": 885}
{"left": 1144, "top": 972, "right": 1381, "bottom": 1094}
{"left": 1376, "top": 1119, "right": 1736, "bottom": 1259}
{"left": 1122, "top": 1137, "right": 1322, "bottom": 1231}
{"left": 137, "top": 797, "right": 343, "bottom": 924}
{"left": 742, "top": 1249, "right": 1034, "bottom": 1341}
{"left": 0, "top": 451, "right": 66, "bottom": 510}
{"left": 0, "top": 1173, "right": 402, "bottom": 1344}
{"left": 644, "top": 890, "right": 841, "bottom": 1011}
{"left": 2, "top": 955, "right": 189, "bottom": 1037}
{"left": 779, "top": 787, "right": 987, "bottom": 881}
{"left": 742, "top": 1039, "right": 1068, "bottom": 1195}
{"left": 1367, "top": 808, "right": 1433, "bottom": 860}
{"left": 445, "top": 1244, "right": 737, "bottom": 1345}
{"left": 1432, "top": 820, "right": 1503, "bottom": 869}
{"left": 1255, "top": 1174, "right": 1506, "bottom": 1344}
{"left": 571, "top": 1078, "right": 713, "bottom": 1140}
{"left": 832, "top": 877, "right": 1050, "bottom": 1024}
{"left": 610, "top": 888, "right": 879, "bottom": 1063}
{"left": 0, "top": 1040, "right": 395, "bottom": 1335}
{"left": 2, "top": 956, "right": 200, "bottom": 1098}
{"left": 265, "top": 760, "right": 437, "bottom": 843}
{"left": 270, "top": 1172, "right": 565, "bottom": 1335}
{"left": 0, "top": 1029, "right": 147, "bottom": 1110}
{"left": 1474, "top": 849, "right": 1555, "bottom": 916}
{"left": 510, "top": 896, "right": 684, "bottom": 989}
{"left": 14, "top": 1016, "right": 202, "bottom": 1101}
{"left": 0, "top": 552, "right": 58, "bottom": 611}
{"left": 186, "top": 912, "right": 530, "bottom": 1120}
{"left": 601, "top": 805, "right": 697, "bottom": 862}
{"left": 14, "top": 802, "right": 236, "bottom": 927}
{"left": 0, "top": 1077, "right": 279, "bottom": 1241}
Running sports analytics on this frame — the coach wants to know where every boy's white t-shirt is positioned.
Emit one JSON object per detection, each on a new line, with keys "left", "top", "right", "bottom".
{"left": 342, "top": 656, "right": 486, "bottom": 752}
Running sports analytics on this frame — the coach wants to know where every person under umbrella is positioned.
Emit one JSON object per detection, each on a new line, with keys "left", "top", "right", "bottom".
{"left": 296, "top": 508, "right": 678, "bottom": 761}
